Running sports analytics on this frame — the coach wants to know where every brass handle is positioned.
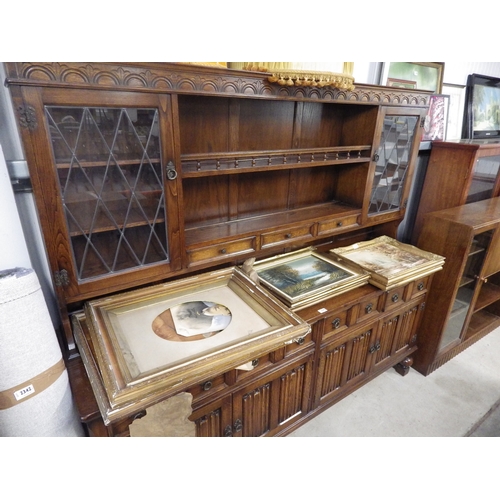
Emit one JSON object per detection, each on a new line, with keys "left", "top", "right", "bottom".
{"left": 166, "top": 160, "right": 177, "bottom": 180}
{"left": 332, "top": 318, "right": 341, "bottom": 329}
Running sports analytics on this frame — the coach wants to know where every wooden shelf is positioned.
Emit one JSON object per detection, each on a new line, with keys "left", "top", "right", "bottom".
{"left": 474, "top": 282, "right": 500, "bottom": 312}
{"left": 185, "top": 201, "right": 360, "bottom": 247}
{"left": 465, "top": 309, "right": 500, "bottom": 340}
{"left": 56, "top": 158, "right": 161, "bottom": 169}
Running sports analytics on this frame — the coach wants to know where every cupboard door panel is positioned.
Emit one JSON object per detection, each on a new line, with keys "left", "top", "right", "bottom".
{"left": 316, "top": 327, "right": 374, "bottom": 407}
{"left": 190, "top": 395, "right": 233, "bottom": 437}
{"left": 233, "top": 353, "right": 313, "bottom": 437}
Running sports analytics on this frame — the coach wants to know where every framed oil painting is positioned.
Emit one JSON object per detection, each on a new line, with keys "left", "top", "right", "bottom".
{"left": 252, "top": 247, "right": 370, "bottom": 309}
{"left": 381, "top": 62, "right": 445, "bottom": 93}
{"left": 330, "top": 236, "right": 445, "bottom": 290}
{"left": 75, "top": 266, "right": 310, "bottom": 421}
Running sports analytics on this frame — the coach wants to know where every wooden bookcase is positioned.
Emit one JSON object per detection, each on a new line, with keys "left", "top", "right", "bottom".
{"left": 4, "top": 62, "right": 433, "bottom": 436}
{"left": 414, "top": 197, "right": 500, "bottom": 375}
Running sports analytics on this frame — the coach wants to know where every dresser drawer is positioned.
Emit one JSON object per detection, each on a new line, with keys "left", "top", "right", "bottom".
{"left": 317, "top": 213, "right": 360, "bottom": 236}
{"left": 187, "top": 237, "right": 256, "bottom": 266}
{"left": 261, "top": 224, "right": 314, "bottom": 249}
{"left": 409, "top": 275, "right": 430, "bottom": 299}
{"left": 356, "top": 294, "right": 383, "bottom": 323}
{"left": 381, "top": 285, "right": 406, "bottom": 311}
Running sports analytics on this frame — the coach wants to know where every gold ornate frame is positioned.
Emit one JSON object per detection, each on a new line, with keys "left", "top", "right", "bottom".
{"left": 251, "top": 247, "right": 370, "bottom": 310}
{"left": 330, "top": 236, "right": 445, "bottom": 290}
{"left": 73, "top": 266, "right": 310, "bottom": 423}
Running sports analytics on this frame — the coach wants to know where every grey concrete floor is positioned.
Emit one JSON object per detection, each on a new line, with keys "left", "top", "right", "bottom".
{"left": 289, "top": 326, "right": 500, "bottom": 437}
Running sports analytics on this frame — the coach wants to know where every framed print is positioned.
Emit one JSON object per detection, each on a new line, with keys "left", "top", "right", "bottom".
{"left": 442, "top": 83, "right": 466, "bottom": 140}
{"left": 387, "top": 78, "right": 417, "bottom": 89}
{"left": 75, "top": 266, "right": 310, "bottom": 422}
{"left": 252, "top": 247, "right": 370, "bottom": 309}
{"left": 330, "top": 236, "right": 444, "bottom": 290}
{"left": 421, "top": 94, "right": 450, "bottom": 142}
{"left": 381, "top": 62, "right": 445, "bottom": 93}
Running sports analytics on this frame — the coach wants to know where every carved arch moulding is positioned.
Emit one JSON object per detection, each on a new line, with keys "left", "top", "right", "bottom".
{"left": 3, "top": 62, "right": 431, "bottom": 107}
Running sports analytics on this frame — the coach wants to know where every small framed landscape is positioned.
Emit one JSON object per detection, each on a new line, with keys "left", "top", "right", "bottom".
{"left": 74, "top": 266, "right": 310, "bottom": 421}
{"left": 252, "top": 247, "right": 370, "bottom": 310}
{"left": 330, "top": 236, "right": 445, "bottom": 290}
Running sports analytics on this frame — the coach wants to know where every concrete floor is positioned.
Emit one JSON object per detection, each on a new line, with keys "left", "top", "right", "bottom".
{"left": 289, "top": 326, "right": 500, "bottom": 437}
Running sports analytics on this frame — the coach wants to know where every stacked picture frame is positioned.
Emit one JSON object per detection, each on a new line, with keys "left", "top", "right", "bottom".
{"left": 330, "top": 236, "right": 445, "bottom": 291}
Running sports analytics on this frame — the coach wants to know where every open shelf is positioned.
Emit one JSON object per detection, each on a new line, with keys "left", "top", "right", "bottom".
{"left": 185, "top": 201, "right": 359, "bottom": 247}
{"left": 474, "top": 282, "right": 500, "bottom": 311}
{"left": 464, "top": 309, "right": 500, "bottom": 341}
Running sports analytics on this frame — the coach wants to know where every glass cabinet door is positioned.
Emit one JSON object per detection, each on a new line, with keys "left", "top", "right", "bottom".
{"left": 45, "top": 105, "right": 172, "bottom": 282}
{"left": 438, "top": 230, "right": 495, "bottom": 352}
{"left": 369, "top": 113, "right": 419, "bottom": 216}
{"left": 466, "top": 154, "right": 500, "bottom": 203}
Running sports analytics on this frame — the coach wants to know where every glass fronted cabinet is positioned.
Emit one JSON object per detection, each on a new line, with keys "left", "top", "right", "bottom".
{"left": 368, "top": 108, "right": 424, "bottom": 222}
{"left": 413, "top": 197, "right": 500, "bottom": 375}
{"left": 12, "top": 88, "right": 183, "bottom": 303}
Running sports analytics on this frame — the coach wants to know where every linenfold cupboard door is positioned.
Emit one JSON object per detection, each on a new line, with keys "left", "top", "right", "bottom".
{"left": 14, "top": 86, "right": 183, "bottom": 303}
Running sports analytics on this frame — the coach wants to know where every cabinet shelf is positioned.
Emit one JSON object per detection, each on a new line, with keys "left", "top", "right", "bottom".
{"left": 66, "top": 195, "right": 164, "bottom": 236}
{"left": 56, "top": 158, "right": 162, "bottom": 169}
{"left": 181, "top": 146, "right": 372, "bottom": 177}
{"left": 474, "top": 282, "right": 500, "bottom": 312}
{"left": 465, "top": 309, "right": 500, "bottom": 340}
{"left": 185, "top": 201, "right": 359, "bottom": 247}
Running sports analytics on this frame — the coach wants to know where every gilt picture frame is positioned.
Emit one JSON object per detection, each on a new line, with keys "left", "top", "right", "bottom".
{"left": 75, "top": 266, "right": 310, "bottom": 421}
{"left": 381, "top": 62, "right": 445, "bottom": 93}
{"left": 252, "top": 247, "right": 370, "bottom": 309}
{"left": 330, "top": 236, "right": 445, "bottom": 290}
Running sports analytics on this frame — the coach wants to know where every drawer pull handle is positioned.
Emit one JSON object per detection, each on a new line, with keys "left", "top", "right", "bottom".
{"left": 332, "top": 318, "right": 341, "bottom": 329}
{"left": 369, "top": 341, "right": 381, "bottom": 354}
{"left": 285, "top": 233, "right": 292, "bottom": 239}
{"left": 392, "top": 293, "right": 399, "bottom": 303}
{"left": 202, "top": 380, "right": 213, "bottom": 391}
{"left": 251, "top": 358, "right": 259, "bottom": 367}
{"left": 417, "top": 282, "right": 424, "bottom": 291}
{"left": 295, "top": 337, "right": 305, "bottom": 345}
{"left": 365, "top": 303, "right": 373, "bottom": 314}
{"left": 220, "top": 248, "right": 227, "bottom": 254}
{"left": 337, "top": 221, "right": 343, "bottom": 227}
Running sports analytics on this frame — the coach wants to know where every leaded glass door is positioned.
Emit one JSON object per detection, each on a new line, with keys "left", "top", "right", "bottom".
{"left": 368, "top": 110, "right": 420, "bottom": 217}
{"left": 40, "top": 91, "right": 181, "bottom": 299}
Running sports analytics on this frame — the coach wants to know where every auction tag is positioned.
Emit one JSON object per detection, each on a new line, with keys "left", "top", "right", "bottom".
{"left": 318, "top": 308, "right": 328, "bottom": 313}
{"left": 14, "top": 384, "right": 35, "bottom": 401}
